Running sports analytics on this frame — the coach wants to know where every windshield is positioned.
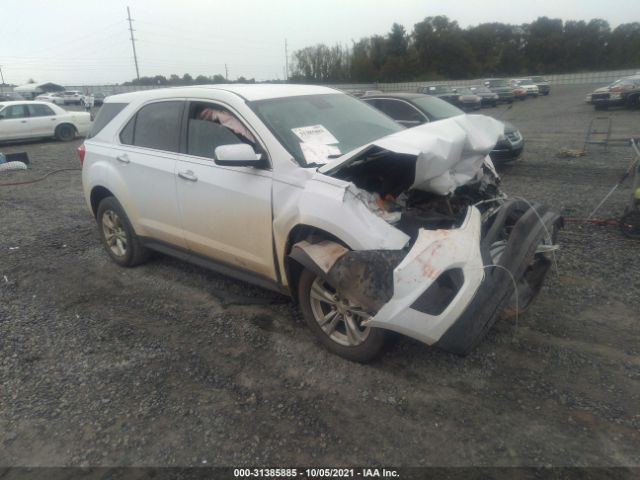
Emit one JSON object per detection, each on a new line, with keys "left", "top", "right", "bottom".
{"left": 517, "top": 79, "right": 535, "bottom": 85}
{"left": 531, "top": 76, "right": 545, "bottom": 82}
{"left": 411, "top": 95, "right": 464, "bottom": 121}
{"left": 457, "top": 88, "right": 474, "bottom": 95}
{"left": 249, "top": 93, "right": 404, "bottom": 166}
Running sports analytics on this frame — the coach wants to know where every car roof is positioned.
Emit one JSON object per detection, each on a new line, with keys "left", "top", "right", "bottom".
{"left": 362, "top": 92, "right": 430, "bottom": 100}
{"left": 105, "top": 84, "right": 341, "bottom": 103}
{"left": 0, "top": 100, "right": 58, "bottom": 107}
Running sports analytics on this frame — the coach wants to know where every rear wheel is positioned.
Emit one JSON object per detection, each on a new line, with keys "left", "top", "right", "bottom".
{"left": 55, "top": 124, "right": 76, "bottom": 142}
{"left": 97, "top": 196, "right": 149, "bottom": 267}
{"left": 298, "top": 269, "right": 386, "bottom": 362}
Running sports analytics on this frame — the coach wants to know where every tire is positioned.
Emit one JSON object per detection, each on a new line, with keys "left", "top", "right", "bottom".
{"left": 619, "top": 211, "right": 640, "bottom": 239}
{"left": 55, "top": 124, "right": 76, "bottom": 142}
{"left": 96, "top": 196, "right": 149, "bottom": 267}
{"left": 297, "top": 268, "right": 386, "bottom": 362}
{"left": 626, "top": 95, "right": 639, "bottom": 109}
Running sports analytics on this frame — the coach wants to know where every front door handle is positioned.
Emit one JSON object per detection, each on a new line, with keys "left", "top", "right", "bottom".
{"left": 21, "top": 120, "right": 27, "bottom": 123}
{"left": 178, "top": 170, "right": 198, "bottom": 182}
{"left": 116, "top": 154, "right": 130, "bottom": 164}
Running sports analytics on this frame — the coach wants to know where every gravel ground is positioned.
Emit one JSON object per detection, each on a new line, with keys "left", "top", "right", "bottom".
{"left": 0, "top": 86, "right": 639, "bottom": 467}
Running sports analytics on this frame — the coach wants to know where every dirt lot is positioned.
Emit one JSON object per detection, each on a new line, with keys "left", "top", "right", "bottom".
{"left": 1, "top": 85, "right": 639, "bottom": 467}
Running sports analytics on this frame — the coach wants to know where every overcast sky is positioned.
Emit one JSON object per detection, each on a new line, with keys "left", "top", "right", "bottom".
{"left": 1, "top": 0, "right": 638, "bottom": 86}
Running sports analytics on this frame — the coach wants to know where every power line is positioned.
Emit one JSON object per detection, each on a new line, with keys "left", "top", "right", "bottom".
{"left": 127, "top": 6, "right": 140, "bottom": 80}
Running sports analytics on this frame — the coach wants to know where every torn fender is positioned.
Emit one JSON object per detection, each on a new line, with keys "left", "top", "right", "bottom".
{"left": 319, "top": 115, "right": 503, "bottom": 196}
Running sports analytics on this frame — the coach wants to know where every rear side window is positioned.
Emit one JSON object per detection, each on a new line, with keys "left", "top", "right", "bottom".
{"left": 27, "top": 104, "right": 55, "bottom": 117}
{"left": 88, "top": 103, "right": 127, "bottom": 138}
{"left": 120, "top": 101, "right": 183, "bottom": 152}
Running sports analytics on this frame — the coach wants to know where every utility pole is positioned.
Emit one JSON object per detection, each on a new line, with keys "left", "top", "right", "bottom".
{"left": 284, "top": 39, "right": 289, "bottom": 82}
{"left": 127, "top": 6, "right": 140, "bottom": 80}
{"left": 225, "top": 64, "right": 228, "bottom": 81}
{"left": 0, "top": 65, "right": 5, "bottom": 85}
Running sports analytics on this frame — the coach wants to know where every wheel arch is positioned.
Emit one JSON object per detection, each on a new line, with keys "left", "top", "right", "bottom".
{"left": 90, "top": 185, "right": 115, "bottom": 217}
{"left": 283, "top": 224, "right": 349, "bottom": 302}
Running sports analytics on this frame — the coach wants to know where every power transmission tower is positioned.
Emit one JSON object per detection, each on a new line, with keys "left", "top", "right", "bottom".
{"left": 0, "top": 65, "right": 5, "bottom": 85}
{"left": 127, "top": 6, "right": 140, "bottom": 80}
{"left": 284, "top": 39, "right": 289, "bottom": 81}
{"left": 225, "top": 64, "right": 228, "bottom": 81}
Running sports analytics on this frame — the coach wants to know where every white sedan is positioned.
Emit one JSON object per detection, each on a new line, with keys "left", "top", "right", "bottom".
{"left": 0, "top": 101, "right": 92, "bottom": 142}
{"left": 34, "top": 92, "right": 65, "bottom": 105}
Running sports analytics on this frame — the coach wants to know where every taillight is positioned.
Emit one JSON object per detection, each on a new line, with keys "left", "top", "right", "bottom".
{"left": 77, "top": 144, "right": 86, "bottom": 166}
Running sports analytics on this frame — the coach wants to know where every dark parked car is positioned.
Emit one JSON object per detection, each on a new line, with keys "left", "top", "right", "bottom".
{"left": 483, "top": 78, "right": 515, "bottom": 104}
{"left": 93, "top": 93, "right": 106, "bottom": 106}
{"left": 469, "top": 85, "right": 499, "bottom": 107}
{"left": 0, "top": 92, "right": 25, "bottom": 102}
{"left": 590, "top": 76, "right": 640, "bottom": 110}
{"left": 452, "top": 87, "right": 482, "bottom": 111}
{"left": 531, "top": 76, "right": 550, "bottom": 95}
{"left": 416, "top": 84, "right": 458, "bottom": 104}
{"left": 362, "top": 93, "right": 524, "bottom": 162}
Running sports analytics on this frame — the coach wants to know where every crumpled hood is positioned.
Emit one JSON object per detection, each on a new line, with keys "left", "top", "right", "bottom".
{"left": 319, "top": 114, "right": 503, "bottom": 196}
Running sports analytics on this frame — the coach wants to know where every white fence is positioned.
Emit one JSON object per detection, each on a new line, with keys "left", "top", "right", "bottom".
{"left": 1, "top": 68, "right": 638, "bottom": 95}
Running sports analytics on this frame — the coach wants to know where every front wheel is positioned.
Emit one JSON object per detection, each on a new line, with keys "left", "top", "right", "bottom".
{"left": 298, "top": 269, "right": 386, "bottom": 362}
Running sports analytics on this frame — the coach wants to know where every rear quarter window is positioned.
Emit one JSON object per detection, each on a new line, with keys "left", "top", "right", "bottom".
{"left": 87, "top": 103, "right": 128, "bottom": 138}
{"left": 120, "top": 101, "right": 183, "bottom": 152}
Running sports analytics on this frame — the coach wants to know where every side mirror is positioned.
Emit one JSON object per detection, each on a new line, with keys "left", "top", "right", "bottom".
{"left": 214, "top": 144, "right": 263, "bottom": 167}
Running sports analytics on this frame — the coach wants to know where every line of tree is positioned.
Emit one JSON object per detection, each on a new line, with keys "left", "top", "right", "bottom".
{"left": 122, "top": 73, "right": 266, "bottom": 86}
{"left": 290, "top": 16, "right": 640, "bottom": 83}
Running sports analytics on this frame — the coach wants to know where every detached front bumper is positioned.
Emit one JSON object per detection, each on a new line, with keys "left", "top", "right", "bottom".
{"left": 291, "top": 201, "right": 561, "bottom": 355}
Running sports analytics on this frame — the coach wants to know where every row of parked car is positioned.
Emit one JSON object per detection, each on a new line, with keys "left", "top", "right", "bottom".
{"left": 0, "top": 90, "right": 106, "bottom": 106}
{"left": 585, "top": 74, "right": 640, "bottom": 110}
{"left": 34, "top": 90, "right": 106, "bottom": 106}
{"left": 353, "top": 77, "right": 550, "bottom": 111}
{"left": 415, "top": 77, "right": 550, "bottom": 110}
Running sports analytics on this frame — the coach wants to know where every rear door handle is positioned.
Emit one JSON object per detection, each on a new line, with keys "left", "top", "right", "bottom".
{"left": 178, "top": 170, "right": 198, "bottom": 182}
{"left": 116, "top": 154, "right": 130, "bottom": 164}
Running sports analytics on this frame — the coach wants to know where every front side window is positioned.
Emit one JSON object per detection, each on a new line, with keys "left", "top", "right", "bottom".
{"left": 120, "top": 101, "right": 183, "bottom": 152}
{"left": 2, "top": 104, "right": 28, "bottom": 119}
{"left": 249, "top": 93, "right": 403, "bottom": 166}
{"left": 27, "top": 104, "right": 55, "bottom": 117}
{"left": 185, "top": 101, "right": 258, "bottom": 159}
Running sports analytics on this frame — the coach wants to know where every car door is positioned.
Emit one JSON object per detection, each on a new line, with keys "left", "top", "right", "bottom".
{"left": 0, "top": 104, "right": 33, "bottom": 140}
{"left": 175, "top": 100, "right": 275, "bottom": 280}
{"left": 26, "top": 104, "right": 58, "bottom": 136}
{"left": 115, "top": 99, "right": 187, "bottom": 249}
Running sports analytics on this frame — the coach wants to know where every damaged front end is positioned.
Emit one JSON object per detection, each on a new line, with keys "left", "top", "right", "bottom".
{"left": 290, "top": 115, "right": 561, "bottom": 355}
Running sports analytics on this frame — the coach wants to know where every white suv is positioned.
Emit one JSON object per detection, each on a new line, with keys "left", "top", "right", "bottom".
{"left": 63, "top": 90, "right": 84, "bottom": 105}
{"left": 80, "top": 85, "right": 560, "bottom": 362}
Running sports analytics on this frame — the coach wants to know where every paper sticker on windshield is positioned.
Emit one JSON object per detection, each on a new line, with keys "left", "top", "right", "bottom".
{"left": 300, "top": 142, "right": 341, "bottom": 165}
{"left": 292, "top": 125, "right": 339, "bottom": 145}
